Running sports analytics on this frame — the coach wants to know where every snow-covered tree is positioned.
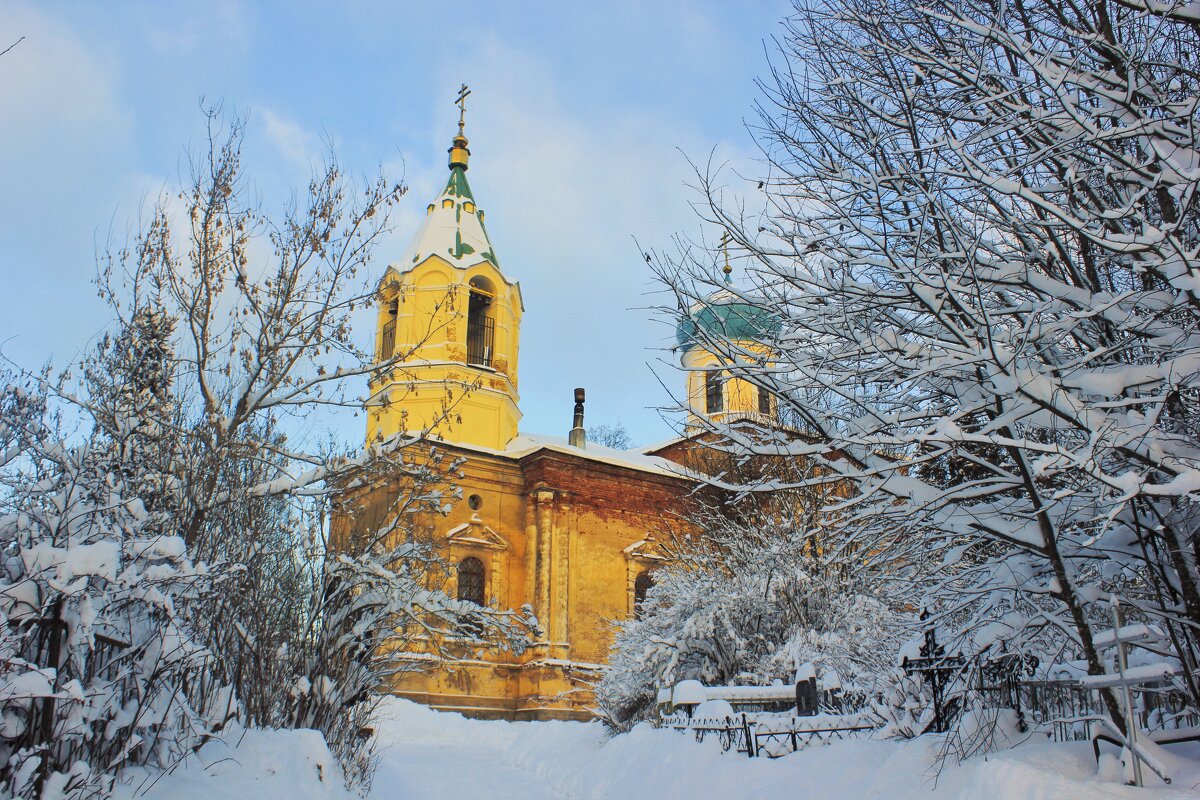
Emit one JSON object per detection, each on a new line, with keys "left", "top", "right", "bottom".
{"left": 287, "top": 443, "right": 531, "bottom": 785}
{"left": 653, "top": 0, "right": 1200, "bottom": 734}
{"left": 0, "top": 107, "right": 528, "bottom": 794}
{"left": 599, "top": 559, "right": 901, "bottom": 729}
{"left": 83, "top": 305, "right": 182, "bottom": 526}
{"left": 0, "top": 376, "right": 232, "bottom": 799}
{"left": 587, "top": 422, "right": 633, "bottom": 450}
{"left": 92, "top": 110, "right": 529, "bottom": 786}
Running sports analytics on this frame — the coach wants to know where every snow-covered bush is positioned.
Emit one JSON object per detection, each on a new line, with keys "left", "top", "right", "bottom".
{"left": 871, "top": 670, "right": 936, "bottom": 741}
{"left": 599, "top": 443, "right": 905, "bottom": 730}
{"left": 598, "top": 519, "right": 903, "bottom": 729}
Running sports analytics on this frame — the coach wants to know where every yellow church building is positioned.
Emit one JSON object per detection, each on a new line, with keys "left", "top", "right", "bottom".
{"left": 350, "top": 100, "right": 776, "bottom": 721}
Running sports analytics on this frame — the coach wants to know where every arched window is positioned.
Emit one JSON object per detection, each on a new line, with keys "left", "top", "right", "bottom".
{"left": 380, "top": 298, "right": 398, "bottom": 360}
{"left": 457, "top": 557, "right": 485, "bottom": 605}
{"left": 466, "top": 276, "right": 495, "bottom": 367}
{"left": 705, "top": 371, "right": 724, "bottom": 414}
{"left": 634, "top": 571, "right": 655, "bottom": 618}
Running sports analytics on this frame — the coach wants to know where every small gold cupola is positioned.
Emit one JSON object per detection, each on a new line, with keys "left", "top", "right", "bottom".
{"left": 677, "top": 232, "right": 781, "bottom": 432}
{"left": 449, "top": 134, "right": 470, "bottom": 170}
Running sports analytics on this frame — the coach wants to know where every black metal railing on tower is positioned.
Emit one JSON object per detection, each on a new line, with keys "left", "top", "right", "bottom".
{"left": 467, "top": 315, "right": 494, "bottom": 367}
{"left": 380, "top": 318, "right": 396, "bottom": 361}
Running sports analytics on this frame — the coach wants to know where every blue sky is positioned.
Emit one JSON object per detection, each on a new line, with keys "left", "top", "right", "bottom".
{"left": 0, "top": 0, "right": 789, "bottom": 447}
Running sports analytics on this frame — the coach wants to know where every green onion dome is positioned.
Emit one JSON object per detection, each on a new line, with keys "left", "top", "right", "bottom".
{"left": 675, "top": 291, "right": 780, "bottom": 352}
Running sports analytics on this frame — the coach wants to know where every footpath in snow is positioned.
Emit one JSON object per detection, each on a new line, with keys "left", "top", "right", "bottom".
{"left": 118, "top": 698, "right": 1200, "bottom": 800}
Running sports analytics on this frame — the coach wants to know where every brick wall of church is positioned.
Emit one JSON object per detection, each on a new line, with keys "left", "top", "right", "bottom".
{"left": 520, "top": 451, "right": 696, "bottom": 666}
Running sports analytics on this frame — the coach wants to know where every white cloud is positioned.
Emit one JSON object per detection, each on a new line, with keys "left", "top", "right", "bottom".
{"left": 256, "top": 106, "right": 321, "bottom": 171}
{"left": 142, "top": 0, "right": 249, "bottom": 56}
{"left": 0, "top": 2, "right": 132, "bottom": 368}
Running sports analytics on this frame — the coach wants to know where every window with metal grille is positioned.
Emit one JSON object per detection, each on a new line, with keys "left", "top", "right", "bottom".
{"left": 380, "top": 317, "right": 396, "bottom": 361}
{"left": 705, "top": 371, "right": 724, "bottom": 414}
{"left": 758, "top": 386, "right": 771, "bottom": 415}
{"left": 466, "top": 291, "right": 494, "bottom": 367}
{"left": 457, "top": 557, "right": 485, "bottom": 605}
{"left": 634, "top": 572, "right": 654, "bottom": 618}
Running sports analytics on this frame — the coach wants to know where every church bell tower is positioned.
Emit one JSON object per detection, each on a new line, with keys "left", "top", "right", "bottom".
{"left": 676, "top": 234, "right": 779, "bottom": 432}
{"left": 367, "top": 87, "right": 523, "bottom": 450}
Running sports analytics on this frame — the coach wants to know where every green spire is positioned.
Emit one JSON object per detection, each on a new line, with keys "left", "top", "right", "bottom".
{"left": 444, "top": 166, "right": 475, "bottom": 201}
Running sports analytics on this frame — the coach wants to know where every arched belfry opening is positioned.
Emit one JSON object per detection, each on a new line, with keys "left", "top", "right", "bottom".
{"left": 705, "top": 370, "right": 725, "bottom": 414}
{"left": 467, "top": 275, "right": 496, "bottom": 368}
{"left": 380, "top": 294, "right": 399, "bottom": 361}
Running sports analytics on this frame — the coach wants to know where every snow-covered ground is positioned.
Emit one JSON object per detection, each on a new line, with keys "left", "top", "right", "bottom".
{"left": 116, "top": 698, "right": 1200, "bottom": 800}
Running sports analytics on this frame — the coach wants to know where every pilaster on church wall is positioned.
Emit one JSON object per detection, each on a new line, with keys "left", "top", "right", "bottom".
{"left": 488, "top": 550, "right": 503, "bottom": 605}
{"left": 522, "top": 490, "right": 538, "bottom": 642}
{"left": 551, "top": 494, "right": 572, "bottom": 656}
{"left": 531, "top": 487, "right": 556, "bottom": 648}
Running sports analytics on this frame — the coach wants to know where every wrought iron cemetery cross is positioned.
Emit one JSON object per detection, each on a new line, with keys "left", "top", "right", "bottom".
{"left": 901, "top": 609, "right": 965, "bottom": 733}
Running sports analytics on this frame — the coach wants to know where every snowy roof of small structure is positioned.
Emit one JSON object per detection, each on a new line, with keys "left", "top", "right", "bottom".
{"left": 397, "top": 153, "right": 500, "bottom": 273}
{"left": 671, "top": 680, "right": 707, "bottom": 706}
{"left": 702, "top": 685, "right": 796, "bottom": 702}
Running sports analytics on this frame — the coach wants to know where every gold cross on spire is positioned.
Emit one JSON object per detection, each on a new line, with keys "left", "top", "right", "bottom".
{"left": 455, "top": 83, "right": 472, "bottom": 136}
{"left": 719, "top": 231, "right": 733, "bottom": 282}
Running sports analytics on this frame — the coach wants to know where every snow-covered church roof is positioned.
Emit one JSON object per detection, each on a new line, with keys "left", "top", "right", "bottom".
{"left": 439, "top": 432, "right": 698, "bottom": 480}
{"left": 398, "top": 132, "right": 501, "bottom": 272}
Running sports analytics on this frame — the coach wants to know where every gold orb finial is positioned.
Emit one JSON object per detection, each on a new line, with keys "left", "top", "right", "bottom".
{"left": 719, "top": 231, "right": 733, "bottom": 283}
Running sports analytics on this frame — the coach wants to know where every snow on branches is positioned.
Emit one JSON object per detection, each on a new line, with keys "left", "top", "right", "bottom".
{"left": 651, "top": 0, "right": 1200, "bottom": 733}
{"left": 598, "top": 560, "right": 902, "bottom": 729}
